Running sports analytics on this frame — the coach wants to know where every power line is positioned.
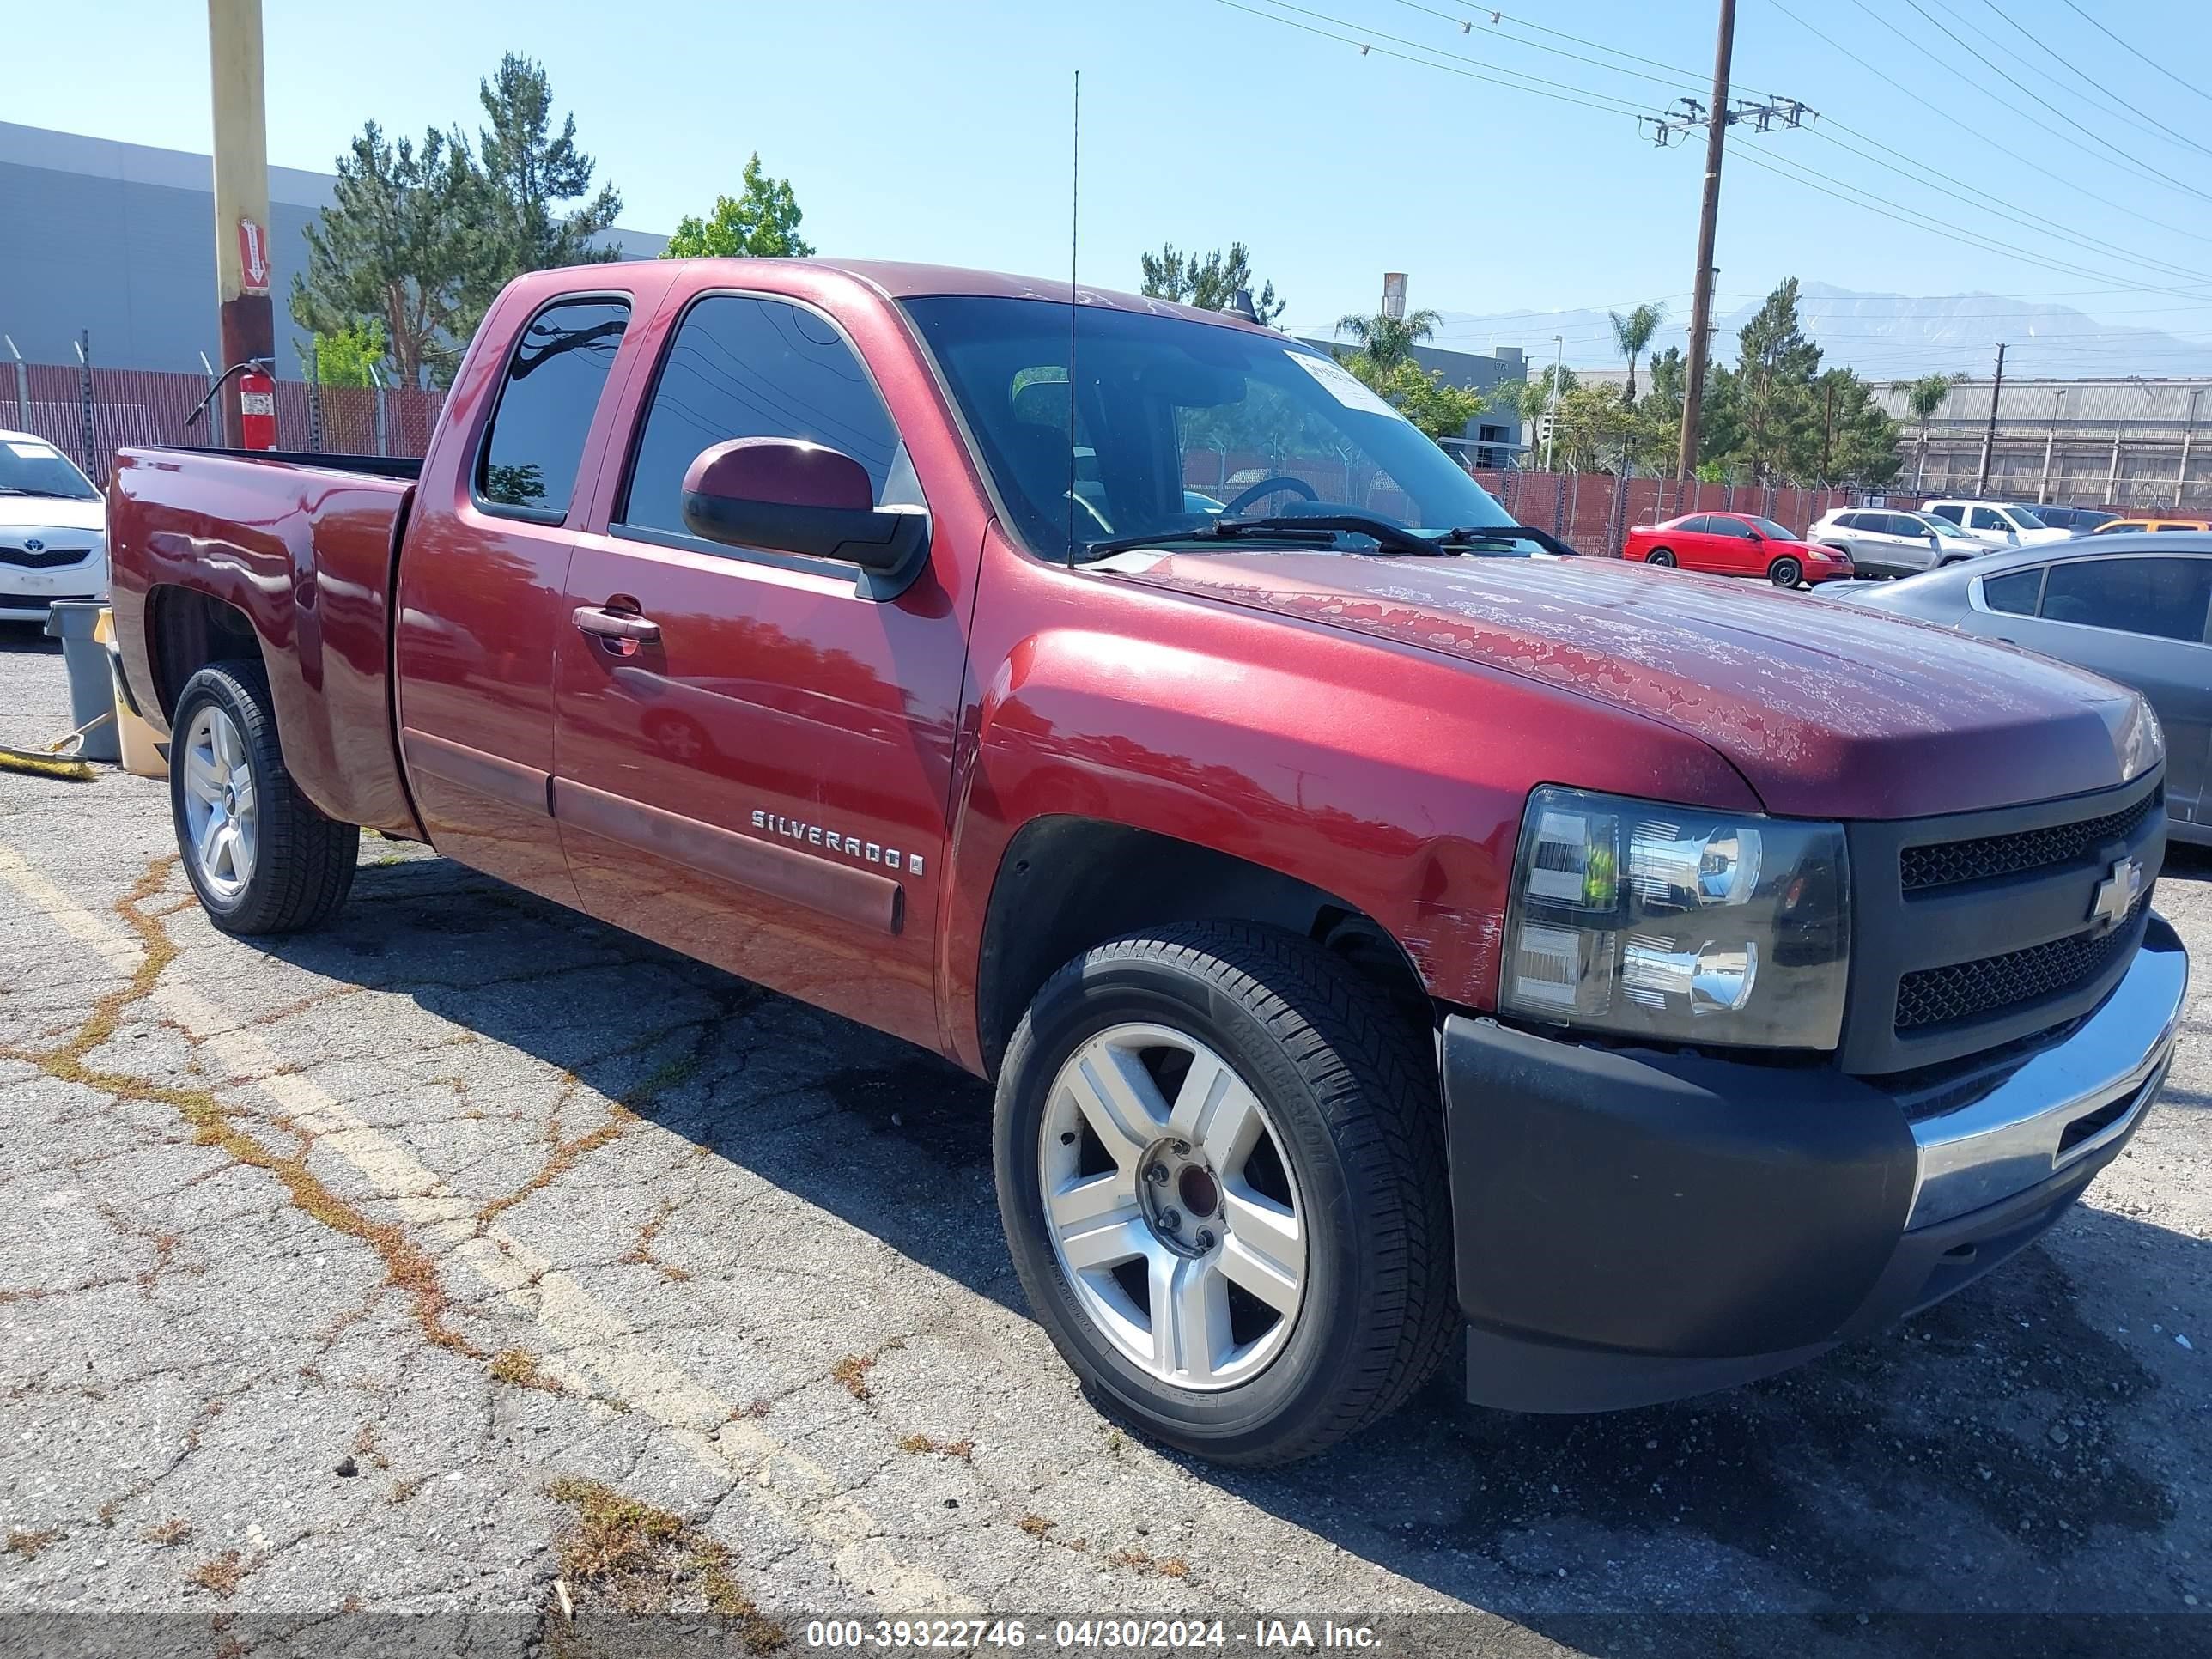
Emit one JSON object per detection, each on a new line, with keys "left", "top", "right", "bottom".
{"left": 1212, "top": 0, "right": 1663, "bottom": 118}
{"left": 1381, "top": 0, "right": 1708, "bottom": 96}
{"left": 1762, "top": 0, "right": 2212, "bottom": 252}
{"left": 1863, "top": 0, "right": 2212, "bottom": 208}
{"left": 2060, "top": 0, "right": 2212, "bottom": 112}
{"left": 1961, "top": 0, "right": 2212, "bottom": 162}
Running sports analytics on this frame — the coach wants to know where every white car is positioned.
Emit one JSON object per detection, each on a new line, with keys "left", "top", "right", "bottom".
{"left": 1919, "top": 498, "right": 2072, "bottom": 549}
{"left": 1808, "top": 507, "right": 1990, "bottom": 577}
{"left": 0, "top": 431, "right": 108, "bottom": 624}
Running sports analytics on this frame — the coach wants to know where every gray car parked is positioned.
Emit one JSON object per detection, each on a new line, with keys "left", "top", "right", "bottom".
{"left": 1808, "top": 507, "right": 1987, "bottom": 578}
{"left": 1838, "top": 532, "right": 2212, "bottom": 842}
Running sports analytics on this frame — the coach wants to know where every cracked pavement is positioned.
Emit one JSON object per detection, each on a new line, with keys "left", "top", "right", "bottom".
{"left": 2, "top": 628, "right": 2209, "bottom": 1656}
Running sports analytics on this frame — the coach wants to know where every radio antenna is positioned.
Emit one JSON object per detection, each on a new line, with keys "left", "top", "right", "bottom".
{"left": 1067, "top": 68, "right": 1080, "bottom": 570}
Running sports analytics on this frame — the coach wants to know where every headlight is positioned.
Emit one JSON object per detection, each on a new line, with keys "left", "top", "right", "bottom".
{"left": 1500, "top": 787, "right": 1850, "bottom": 1050}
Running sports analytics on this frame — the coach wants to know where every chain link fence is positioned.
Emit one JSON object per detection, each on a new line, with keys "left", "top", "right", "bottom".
{"left": 5, "top": 353, "right": 447, "bottom": 486}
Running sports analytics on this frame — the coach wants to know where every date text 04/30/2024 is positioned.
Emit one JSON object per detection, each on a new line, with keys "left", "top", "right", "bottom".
{"left": 800, "top": 1620, "right": 1383, "bottom": 1650}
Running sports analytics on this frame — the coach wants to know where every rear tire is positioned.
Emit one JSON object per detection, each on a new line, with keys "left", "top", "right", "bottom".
{"left": 1646, "top": 548, "right": 1677, "bottom": 567}
{"left": 1768, "top": 556, "right": 1803, "bottom": 587}
{"left": 169, "top": 660, "right": 358, "bottom": 935}
{"left": 994, "top": 921, "right": 1455, "bottom": 1467}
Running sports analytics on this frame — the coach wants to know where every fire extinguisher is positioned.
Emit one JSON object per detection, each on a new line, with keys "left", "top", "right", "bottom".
{"left": 238, "top": 361, "right": 277, "bottom": 451}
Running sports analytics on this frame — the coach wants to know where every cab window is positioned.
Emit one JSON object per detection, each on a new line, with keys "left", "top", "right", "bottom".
{"left": 1967, "top": 507, "right": 2008, "bottom": 532}
{"left": 477, "top": 298, "right": 630, "bottom": 520}
{"left": 617, "top": 294, "right": 918, "bottom": 544}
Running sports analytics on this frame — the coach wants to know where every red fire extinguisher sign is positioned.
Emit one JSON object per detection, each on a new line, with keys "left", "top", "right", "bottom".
{"left": 239, "top": 365, "right": 277, "bottom": 451}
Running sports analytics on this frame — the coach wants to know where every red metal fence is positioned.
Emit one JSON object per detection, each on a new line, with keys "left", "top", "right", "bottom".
{"left": 7, "top": 362, "right": 447, "bottom": 486}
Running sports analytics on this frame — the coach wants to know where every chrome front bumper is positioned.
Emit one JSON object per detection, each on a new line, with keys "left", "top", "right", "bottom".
{"left": 1906, "top": 912, "right": 2189, "bottom": 1231}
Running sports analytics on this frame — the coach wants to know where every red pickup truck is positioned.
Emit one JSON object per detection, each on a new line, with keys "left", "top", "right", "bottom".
{"left": 108, "top": 259, "right": 2186, "bottom": 1466}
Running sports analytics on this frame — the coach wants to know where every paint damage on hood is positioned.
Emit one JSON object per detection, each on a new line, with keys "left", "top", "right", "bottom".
{"left": 1116, "top": 551, "right": 2157, "bottom": 819}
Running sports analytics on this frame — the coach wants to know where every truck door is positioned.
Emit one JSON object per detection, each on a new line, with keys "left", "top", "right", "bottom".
{"left": 393, "top": 289, "right": 650, "bottom": 908}
{"left": 549, "top": 288, "right": 968, "bottom": 1051}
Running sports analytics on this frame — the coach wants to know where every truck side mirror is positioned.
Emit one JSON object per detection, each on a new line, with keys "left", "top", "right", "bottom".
{"left": 680, "top": 437, "right": 927, "bottom": 577}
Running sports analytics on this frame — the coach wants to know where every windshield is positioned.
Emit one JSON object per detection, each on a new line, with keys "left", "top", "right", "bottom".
{"left": 2002, "top": 505, "right": 2050, "bottom": 530}
{"left": 1915, "top": 513, "right": 1975, "bottom": 539}
{"left": 0, "top": 437, "right": 98, "bottom": 501}
{"left": 1745, "top": 515, "right": 1796, "bottom": 540}
{"left": 902, "top": 296, "right": 1516, "bottom": 560}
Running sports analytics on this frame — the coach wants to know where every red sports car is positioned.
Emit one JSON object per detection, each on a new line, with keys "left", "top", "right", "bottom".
{"left": 1622, "top": 511, "right": 1853, "bottom": 586}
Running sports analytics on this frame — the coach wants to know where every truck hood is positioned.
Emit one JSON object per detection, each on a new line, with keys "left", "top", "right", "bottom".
{"left": 1115, "top": 551, "right": 2155, "bottom": 819}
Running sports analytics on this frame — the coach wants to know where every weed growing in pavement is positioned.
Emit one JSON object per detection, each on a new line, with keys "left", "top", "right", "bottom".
{"left": 545, "top": 1476, "right": 783, "bottom": 1648}
{"left": 4, "top": 1528, "right": 59, "bottom": 1559}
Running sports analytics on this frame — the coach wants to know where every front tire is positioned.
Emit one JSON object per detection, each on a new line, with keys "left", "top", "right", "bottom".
{"left": 1768, "top": 556, "right": 1803, "bottom": 587}
{"left": 994, "top": 922, "right": 1455, "bottom": 1466}
{"left": 170, "top": 660, "right": 358, "bottom": 935}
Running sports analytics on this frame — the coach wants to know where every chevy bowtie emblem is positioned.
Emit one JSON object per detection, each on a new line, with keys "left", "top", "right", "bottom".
{"left": 2088, "top": 855, "right": 2144, "bottom": 933}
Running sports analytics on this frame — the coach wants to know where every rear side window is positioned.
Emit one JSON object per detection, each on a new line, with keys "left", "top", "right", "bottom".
{"left": 1833, "top": 513, "right": 1864, "bottom": 531}
{"left": 1982, "top": 568, "right": 2043, "bottom": 616}
{"left": 2155, "top": 522, "right": 2197, "bottom": 532}
{"left": 1675, "top": 516, "right": 1712, "bottom": 534}
{"left": 2039, "top": 556, "right": 2212, "bottom": 641}
{"left": 477, "top": 299, "right": 630, "bottom": 520}
{"left": 619, "top": 295, "right": 911, "bottom": 540}
{"left": 1928, "top": 503, "right": 1963, "bottom": 525}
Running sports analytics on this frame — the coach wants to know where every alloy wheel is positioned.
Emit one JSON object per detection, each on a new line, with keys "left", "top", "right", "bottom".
{"left": 1038, "top": 1023, "right": 1306, "bottom": 1389}
{"left": 179, "top": 704, "right": 258, "bottom": 902}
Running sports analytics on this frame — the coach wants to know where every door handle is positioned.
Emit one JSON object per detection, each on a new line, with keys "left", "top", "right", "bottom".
{"left": 573, "top": 605, "right": 660, "bottom": 654}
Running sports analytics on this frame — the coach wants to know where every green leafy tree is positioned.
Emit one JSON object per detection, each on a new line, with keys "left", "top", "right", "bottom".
{"left": 1895, "top": 371, "right": 1966, "bottom": 489}
{"left": 665, "top": 155, "right": 816, "bottom": 258}
{"left": 1332, "top": 307, "right": 1442, "bottom": 376}
{"left": 1483, "top": 368, "right": 1577, "bottom": 465}
{"left": 464, "top": 52, "right": 622, "bottom": 324}
{"left": 1364, "top": 360, "right": 1484, "bottom": 441}
{"left": 290, "top": 122, "right": 485, "bottom": 389}
{"left": 1139, "top": 242, "right": 1285, "bottom": 325}
{"left": 1608, "top": 302, "right": 1667, "bottom": 404}
{"left": 308, "top": 320, "right": 386, "bottom": 386}
{"left": 1644, "top": 345, "right": 1686, "bottom": 418}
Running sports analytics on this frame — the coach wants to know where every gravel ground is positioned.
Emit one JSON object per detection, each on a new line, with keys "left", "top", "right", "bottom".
{"left": 1, "top": 624, "right": 2209, "bottom": 1656}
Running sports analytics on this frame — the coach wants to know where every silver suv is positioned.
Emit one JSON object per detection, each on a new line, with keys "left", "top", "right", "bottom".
{"left": 1808, "top": 507, "right": 1987, "bottom": 578}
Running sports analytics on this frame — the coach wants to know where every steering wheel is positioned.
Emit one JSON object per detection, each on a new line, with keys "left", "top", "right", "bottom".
{"left": 1223, "top": 475, "right": 1320, "bottom": 516}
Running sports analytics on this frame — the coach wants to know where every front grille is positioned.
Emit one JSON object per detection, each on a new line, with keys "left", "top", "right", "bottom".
{"left": 1894, "top": 898, "right": 2146, "bottom": 1031}
{"left": 0, "top": 546, "right": 92, "bottom": 570}
{"left": 1902, "top": 786, "right": 2162, "bottom": 892}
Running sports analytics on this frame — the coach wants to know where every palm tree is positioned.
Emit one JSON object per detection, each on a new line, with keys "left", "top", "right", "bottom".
{"left": 1485, "top": 368, "right": 1578, "bottom": 466}
{"left": 1896, "top": 372, "right": 1966, "bottom": 489}
{"left": 1333, "top": 307, "right": 1443, "bottom": 375}
{"left": 1609, "top": 302, "right": 1666, "bottom": 404}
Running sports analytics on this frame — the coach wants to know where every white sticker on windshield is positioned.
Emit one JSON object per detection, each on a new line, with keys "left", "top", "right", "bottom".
{"left": 1287, "top": 350, "right": 1408, "bottom": 422}
{"left": 6, "top": 441, "right": 58, "bottom": 460}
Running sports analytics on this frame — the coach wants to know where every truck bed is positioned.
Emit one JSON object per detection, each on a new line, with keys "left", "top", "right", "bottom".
{"left": 108, "top": 447, "right": 424, "bottom": 838}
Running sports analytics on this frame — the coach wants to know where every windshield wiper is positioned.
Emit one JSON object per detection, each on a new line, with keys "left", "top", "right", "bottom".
{"left": 1436, "top": 523, "right": 1580, "bottom": 559}
{"left": 1085, "top": 512, "right": 1439, "bottom": 559}
{"left": 0, "top": 487, "right": 82, "bottom": 500}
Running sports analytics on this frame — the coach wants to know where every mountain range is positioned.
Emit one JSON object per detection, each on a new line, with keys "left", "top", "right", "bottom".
{"left": 1389, "top": 281, "right": 2212, "bottom": 382}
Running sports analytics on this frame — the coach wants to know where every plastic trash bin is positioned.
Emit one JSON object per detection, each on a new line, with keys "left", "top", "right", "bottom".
{"left": 43, "top": 600, "right": 122, "bottom": 763}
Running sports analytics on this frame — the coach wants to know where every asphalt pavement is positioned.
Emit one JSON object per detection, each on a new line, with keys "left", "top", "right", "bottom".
{"left": 2, "top": 625, "right": 2208, "bottom": 1657}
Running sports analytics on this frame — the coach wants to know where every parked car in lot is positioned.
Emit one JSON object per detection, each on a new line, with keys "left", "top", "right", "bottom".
{"left": 2031, "top": 504, "right": 2119, "bottom": 535}
{"left": 1838, "top": 533, "right": 2212, "bottom": 842}
{"left": 2094, "top": 514, "right": 2212, "bottom": 535}
{"left": 1921, "top": 498, "right": 2072, "bottom": 547}
{"left": 0, "top": 430, "right": 108, "bottom": 624}
{"left": 106, "top": 258, "right": 2186, "bottom": 1463}
{"left": 1808, "top": 506, "right": 1988, "bottom": 577}
{"left": 1622, "top": 510, "right": 1853, "bottom": 585}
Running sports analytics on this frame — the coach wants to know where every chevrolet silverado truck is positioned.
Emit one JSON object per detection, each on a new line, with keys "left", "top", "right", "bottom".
{"left": 106, "top": 260, "right": 2186, "bottom": 1466}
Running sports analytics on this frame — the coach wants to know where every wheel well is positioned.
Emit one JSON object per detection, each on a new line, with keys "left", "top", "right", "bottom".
{"left": 973, "top": 816, "right": 1430, "bottom": 1076}
{"left": 148, "top": 587, "right": 260, "bottom": 723}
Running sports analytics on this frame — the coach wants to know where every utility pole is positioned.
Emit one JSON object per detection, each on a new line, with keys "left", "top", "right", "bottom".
{"left": 1543, "top": 333, "right": 1564, "bottom": 471}
{"left": 1975, "top": 343, "right": 2007, "bottom": 496}
{"left": 207, "top": 0, "right": 273, "bottom": 449}
{"left": 1675, "top": 0, "right": 1735, "bottom": 481}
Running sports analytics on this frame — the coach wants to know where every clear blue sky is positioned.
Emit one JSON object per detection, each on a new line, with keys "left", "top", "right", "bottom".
{"left": 14, "top": 0, "right": 2212, "bottom": 368}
